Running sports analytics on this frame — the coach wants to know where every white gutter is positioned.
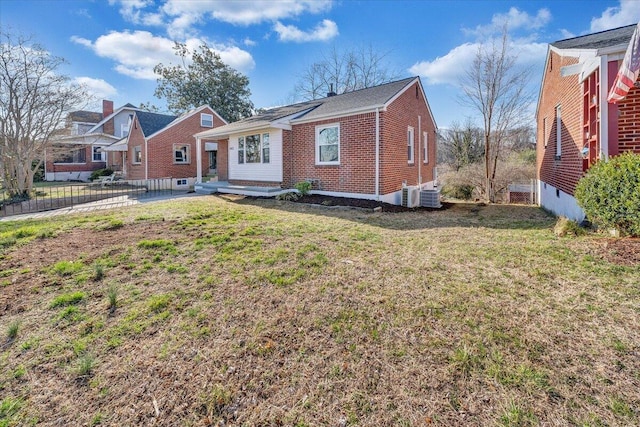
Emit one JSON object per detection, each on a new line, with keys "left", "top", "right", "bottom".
{"left": 599, "top": 54, "right": 609, "bottom": 159}
{"left": 375, "top": 107, "right": 380, "bottom": 199}
{"left": 196, "top": 137, "right": 203, "bottom": 182}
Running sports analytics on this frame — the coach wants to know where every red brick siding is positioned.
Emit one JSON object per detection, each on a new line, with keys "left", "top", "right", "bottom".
{"left": 216, "top": 139, "right": 229, "bottom": 181}
{"left": 288, "top": 113, "right": 377, "bottom": 193}
{"left": 127, "top": 108, "right": 224, "bottom": 180}
{"left": 380, "top": 81, "right": 436, "bottom": 194}
{"left": 616, "top": 86, "right": 640, "bottom": 154}
{"left": 537, "top": 52, "right": 583, "bottom": 195}
{"left": 126, "top": 117, "right": 146, "bottom": 180}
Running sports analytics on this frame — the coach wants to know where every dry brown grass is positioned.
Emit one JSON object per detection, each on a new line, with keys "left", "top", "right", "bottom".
{"left": 0, "top": 196, "right": 638, "bottom": 426}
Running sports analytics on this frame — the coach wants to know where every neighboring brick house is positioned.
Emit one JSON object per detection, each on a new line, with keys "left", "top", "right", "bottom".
{"left": 194, "top": 77, "right": 439, "bottom": 206}
{"left": 537, "top": 24, "right": 640, "bottom": 220}
{"left": 105, "top": 106, "right": 227, "bottom": 185}
{"left": 47, "top": 100, "right": 139, "bottom": 181}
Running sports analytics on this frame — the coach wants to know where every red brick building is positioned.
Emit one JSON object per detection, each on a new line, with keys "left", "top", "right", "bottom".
{"left": 195, "top": 77, "right": 439, "bottom": 206}
{"left": 103, "top": 106, "right": 227, "bottom": 188}
{"left": 537, "top": 24, "right": 640, "bottom": 220}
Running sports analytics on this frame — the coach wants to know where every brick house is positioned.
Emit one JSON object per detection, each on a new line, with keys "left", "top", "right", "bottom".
{"left": 537, "top": 24, "right": 640, "bottom": 220}
{"left": 194, "top": 77, "right": 439, "bottom": 206}
{"left": 103, "top": 106, "right": 227, "bottom": 186}
{"left": 46, "top": 100, "right": 135, "bottom": 181}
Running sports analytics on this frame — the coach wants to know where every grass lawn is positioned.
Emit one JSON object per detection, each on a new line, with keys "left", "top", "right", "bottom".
{"left": 0, "top": 195, "right": 638, "bottom": 426}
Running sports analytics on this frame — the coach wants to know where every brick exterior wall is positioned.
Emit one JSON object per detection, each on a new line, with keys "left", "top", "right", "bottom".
{"left": 285, "top": 113, "right": 377, "bottom": 193}
{"left": 537, "top": 52, "right": 583, "bottom": 196}
{"left": 380, "top": 81, "right": 436, "bottom": 194}
{"left": 216, "top": 139, "right": 229, "bottom": 181}
{"left": 538, "top": 51, "right": 640, "bottom": 198}
{"left": 278, "top": 81, "right": 436, "bottom": 197}
{"left": 126, "top": 108, "right": 223, "bottom": 180}
{"left": 102, "top": 100, "right": 114, "bottom": 135}
{"left": 616, "top": 86, "right": 640, "bottom": 154}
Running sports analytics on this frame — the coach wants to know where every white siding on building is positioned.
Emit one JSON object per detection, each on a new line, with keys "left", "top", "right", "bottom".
{"left": 229, "top": 128, "right": 283, "bottom": 182}
{"left": 537, "top": 180, "right": 586, "bottom": 222}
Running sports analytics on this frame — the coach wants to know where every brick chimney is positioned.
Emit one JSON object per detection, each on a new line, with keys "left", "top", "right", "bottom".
{"left": 102, "top": 100, "right": 114, "bottom": 135}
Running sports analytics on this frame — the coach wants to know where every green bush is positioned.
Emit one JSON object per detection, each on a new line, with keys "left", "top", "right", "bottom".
{"left": 575, "top": 153, "right": 640, "bottom": 236}
{"left": 294, "top": 181, "right": 312, "bottom": 196}
{"left": 90, "top": 168, "right": 114, "bottom": 182}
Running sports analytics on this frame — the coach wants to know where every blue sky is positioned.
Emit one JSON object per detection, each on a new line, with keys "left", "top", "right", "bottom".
{"left": 2, "top": 0, "right": 640, "bottom": 127}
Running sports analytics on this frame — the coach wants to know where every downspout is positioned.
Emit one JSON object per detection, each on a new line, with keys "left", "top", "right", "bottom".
{"left": 196, "top": 136, "right": 203, "bottom": 182}
{"left": 418, "top": 115, "right": 422, "bottom": 187}
{"left": 375, "top": 107, "right": 380, "bottom": 200}
{"left": 599, "top": 54, "right": 609, "bottom": 160}
{"left": 144, "top": 137, "right": 148, "bottom": 180}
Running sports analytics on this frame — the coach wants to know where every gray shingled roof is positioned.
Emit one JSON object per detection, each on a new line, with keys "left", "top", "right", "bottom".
{"left": 552, "top": 24, "right": 636, "bottom": 50}
{"left": 69, "top": 110, "right": 102, "bottom": 123}
{"left": 296, "top": 77, "right": 416, "bottom": 121}
{"left": 198, "top": 77, "right": 417, "bottom": 137}
{"left": 136, "top": 111, "right": 178, "bottom": 137}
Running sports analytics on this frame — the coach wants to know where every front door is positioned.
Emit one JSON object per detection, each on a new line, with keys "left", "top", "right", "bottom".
{"left": 208, "top": 150, "right": 217, "bottom": 175}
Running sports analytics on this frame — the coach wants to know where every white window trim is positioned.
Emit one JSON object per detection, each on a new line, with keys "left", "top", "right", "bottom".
{"left": 201, "top": 113, "right": 214, "bottom": 128}
{"left": 121, "top": 123, "right": 130, "bottom": 138}
{"left": 133, "top": 146, "right": 142, "bottom": 164}
{"left": 237, "top": 132, "right": 271, "bottom": 164}
{"left": 408, "top": 126, "right": 415, "bottom": 164}
{"left": 423, "top": 131, "right": 429, "bottom": 164}
{"left": 315, "top": 123, "right": 340, "bottom": 165}
{"left": 173, "top": 144, "right": 191, "bottom": 164}
{"left": 92, "top": 146, "right": 106, "bottom": 162}
{"left": 555, "top": 105, "right": 562, "bottom": 158}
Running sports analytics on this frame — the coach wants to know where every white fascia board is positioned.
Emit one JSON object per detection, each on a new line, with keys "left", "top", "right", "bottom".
{"left": 549, "top": 45, "right": 598, "bottom": 59}
{"left": 195, "top": 123, "right": 267, "bottom": 140}
{"left": 597, "top": 44, "right": 628, "bottom": 56}
{"left": 579, "top": 58, "right": 601, "bottom": 83}
{"left": 383, "top": 77, "right": 437, "bottom": 129}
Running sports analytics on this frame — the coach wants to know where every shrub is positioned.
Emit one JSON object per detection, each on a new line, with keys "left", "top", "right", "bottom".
{"left": 276, "top": 192, "right": 300, "bottom": 201}
{"left": 90, "top": 168, "right": 114, "bottom": 182}
{"left": 575, "top": 153, "right": 640, "bottom": 236}
{"left": 442, "top": 184, "right": 475, "bottom": 200}
{"left": 294, "top": 181, "right": 312, "bottom": 196}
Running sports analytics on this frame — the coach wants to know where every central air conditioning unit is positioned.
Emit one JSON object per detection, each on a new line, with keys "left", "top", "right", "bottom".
{"left": 401, "top": 187, "right": 420, "bottom": 208}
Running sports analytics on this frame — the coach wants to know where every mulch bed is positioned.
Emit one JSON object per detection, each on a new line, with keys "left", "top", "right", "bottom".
{"left": 279, "top": 194, "right": 450, "bottom": 213}
{"left": 600, "top": 238, "right": 640, "bottom": 266}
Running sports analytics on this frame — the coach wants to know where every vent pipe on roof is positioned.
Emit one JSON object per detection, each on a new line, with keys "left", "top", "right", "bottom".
{"left": 327, "top": 83, "right": 337, "bottom": 97}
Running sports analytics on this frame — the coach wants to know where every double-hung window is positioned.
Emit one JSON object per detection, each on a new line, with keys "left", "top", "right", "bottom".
{"left": 174, "top": 144, "right": 190, "bottom": 164}
{"left": 316, "top": 124, "right": 339, "bottom": 165}
{"left": 201, "top": 113, "right": 213, "bottom": 127}
{"left": 555, "top": 105, "right": 562, "bottom": 159}
{"left": 237, "top": 133, "right": 270, "bottom": 164}
{"left": 423, "top": 131, "right": 429, "bottom": 164}
{"left": 407, "top": 126, "right": 415, "bottom": 164}
{"left": 92, "top": 146, "right": 105, "bottom": 162}
{"left": 133, "top": 146, "right": 142, "bottom": 164}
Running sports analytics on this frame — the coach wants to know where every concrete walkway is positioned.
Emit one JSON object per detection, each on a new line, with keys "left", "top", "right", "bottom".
{"left": 1, "top": 191, "right": 201, "bottom": 222}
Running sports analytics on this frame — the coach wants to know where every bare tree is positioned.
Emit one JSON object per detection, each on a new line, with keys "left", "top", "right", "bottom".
{"left": 0, "top": 30, "right": 88, "bottom": 197}
{"left": 437, "top": 118, "right": 484, "bottom": 170}
{"left": 460, "top": 28, "right": 533, "bottom": 202}
{"left": 293, "top": 44, "right": 400, "bottom": 100}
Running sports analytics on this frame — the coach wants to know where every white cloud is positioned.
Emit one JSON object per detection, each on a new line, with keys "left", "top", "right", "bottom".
{"left": 244, "top": 38, "right": 256, "bottom": 47}
{"left": 465, "top": 7, "right": 551, "bottom": 37}
{"left": 410, "top": 39, "right": 547, "bottom": 86}
{"left": 75, "top": 77, "right": 118, "bottom": 99}
{"left": 591, "top": 0, "right": 640, "bottom": 32}
{"left": 71, "top": 30, "right": 255, "bottom": 80}
{"left": 274, "top": 19, "right": 338, "bottom": 42}
{"left": 162, "top": 0, "right": 333, "bottom": 26}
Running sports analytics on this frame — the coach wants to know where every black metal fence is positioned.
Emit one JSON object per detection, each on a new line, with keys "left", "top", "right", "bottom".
{"left": 0, "top": 178, "right": 175, "bottom": 217}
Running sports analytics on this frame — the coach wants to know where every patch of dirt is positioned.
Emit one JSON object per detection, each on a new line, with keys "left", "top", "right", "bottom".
{"left": 599, "top": 238, "right": 640, "bottom": 266}
{"left": 263, "top": 194, "right": 451, "bottom": 213}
